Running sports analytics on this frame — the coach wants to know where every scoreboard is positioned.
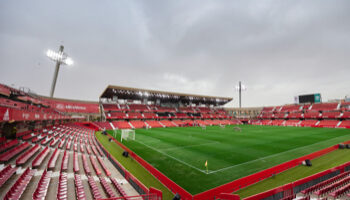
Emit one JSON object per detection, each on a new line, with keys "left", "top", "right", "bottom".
{"left": 298, "top": 93, "right": 321, "bottom": 104}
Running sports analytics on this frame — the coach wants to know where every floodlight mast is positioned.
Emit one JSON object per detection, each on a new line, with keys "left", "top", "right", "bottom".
{"left": 235, "top": 81, "right": 246, "bottom": 113}
{"left": 50, "top": 45, "right": 64, "bottom": 97}
{"left": 47, "top": 45, "right": 73, "bottom": 97}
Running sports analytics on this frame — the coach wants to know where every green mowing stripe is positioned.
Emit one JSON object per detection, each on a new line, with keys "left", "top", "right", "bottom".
{"left": 108, "top": 125, "right": 350, "bottom": 194}
{"left": 235, "top": 149, "right": 350, "bottom": 198}
{"left": 95, "top": 132, "right": 174, "bottom": 200}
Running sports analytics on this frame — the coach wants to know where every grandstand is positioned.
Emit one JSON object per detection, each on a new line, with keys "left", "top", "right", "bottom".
{"left": 1, "top": 82, "right": 350, "bottom": 200}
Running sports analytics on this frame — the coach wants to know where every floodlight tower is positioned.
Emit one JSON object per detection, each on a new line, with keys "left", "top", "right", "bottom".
{"left": 235, "top": 81, "right": 246, "bottom": 109}
{"left": 46, "top": 45, "right": 74, "bottom": 97}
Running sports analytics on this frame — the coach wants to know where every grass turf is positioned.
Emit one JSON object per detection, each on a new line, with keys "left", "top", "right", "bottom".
{"left": 96, "top": 132, "right": 175, "bottom": 200}
{"left": 107, "top": 125, "right": 350, "bottom": 195}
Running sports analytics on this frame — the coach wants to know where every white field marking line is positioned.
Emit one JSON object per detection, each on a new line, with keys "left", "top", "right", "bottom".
{"left": 207, "top": 134, "right": 350, "bottom": 174}
{"left": 161, "top": 141, "right": 220, "bottom": 151}
{"left": 134, "top": 140, "right": 207, "bottom": 174}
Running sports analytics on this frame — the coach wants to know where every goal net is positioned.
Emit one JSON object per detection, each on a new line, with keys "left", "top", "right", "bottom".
{"left": 121, "top": 129, "right": 135, "bottom": 142}
{"left": 219, "top": 124, "right": 226, "bottom": 129}
{"left": 200, "top": 124, "right": 206, "bottom": 130}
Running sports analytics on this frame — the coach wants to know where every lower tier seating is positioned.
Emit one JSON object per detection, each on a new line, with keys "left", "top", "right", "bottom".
{"left": 32, "top": 170, "right": 52, "bottom": 200}
{"left": 87, "top": 175, "right": 103, "bottom": 199}
{"left": 0, "top": 165, "right": 17, "bottom": 188}
{"left": 4, "top": 167, "right": 36, "bottom": 200}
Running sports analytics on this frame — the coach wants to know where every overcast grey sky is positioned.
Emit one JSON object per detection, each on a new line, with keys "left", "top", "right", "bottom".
{"left": 1, "top": 0, "right": 349, "bottom": 107}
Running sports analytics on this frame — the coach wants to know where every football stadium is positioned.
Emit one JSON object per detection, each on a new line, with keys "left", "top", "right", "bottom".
{"left": 1, "top": 1, "right": 350, "bottom": 200}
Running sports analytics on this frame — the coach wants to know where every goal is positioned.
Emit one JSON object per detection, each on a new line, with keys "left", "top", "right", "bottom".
{"left": 219, "top": 124, "right": 226, "bottom": 129}
{"left": 121, "top": 129, "right": 135, "bottom": 142}
{"left": 200, "top": 124, "right": 206, "bottom": 130}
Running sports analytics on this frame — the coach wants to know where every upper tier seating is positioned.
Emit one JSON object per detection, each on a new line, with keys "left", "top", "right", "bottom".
{"left": 127, "top": 112, "right": 143, "bottom": 119}
{"left": 0, "top": 84, "right": 11, "bottom": 97}
{"left": 179, "top": 107, "right": 195, "bottom": 112}
{"left": 274, "top": 113, "right": 287, "bottom": 119}
{"left": 143, "top": 112, "right": 158, "bottom": 119}
{"left": 175, "top": 113, "right": 188, "bottom": 119}
{"left": 197, "top": 107, "right": 212, "bottom": 113}
{"left": 322, "top": 111, "right": 341, "bottom": 119}
{"left": 341, "top": 112, "right": 350, "bottom": 119}
{"left": 261, "top": 107, "right": 274, "bottom": 113}
{"left": 287, "top": 112, "right": 303, "bottom": 119}
{"left": 304, "top": 111, "right": 320, "bottom": 119}
{"left": 260, "top": 113, "right": 274, "bottom": 119}
{"left": 156, "top": 106, "right": 176, "bottom": 112}
{"left": 103, "top": 104, "right": 120, "bottom": 112}
{"left": 280, "top": 105, "right": 302, "bottom": 112}
{"left": 128, "top": 104, "right": 149, "bottom": 111}
{"left": 106, "top": 112, "right": 126, "bottom": 119}
{"left": 309, "top": 103, "right": 339, "bottom": 111}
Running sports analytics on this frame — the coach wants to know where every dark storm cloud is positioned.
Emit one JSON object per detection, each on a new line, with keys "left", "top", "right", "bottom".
{"left": 1, "top": 0, "right": 349, "bottom": 107}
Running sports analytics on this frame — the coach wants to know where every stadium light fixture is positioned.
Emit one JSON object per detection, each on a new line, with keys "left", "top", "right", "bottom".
{"left": 46, "top": 45, "right": 74, "bottom": 97}
{"left": 235, "top": 81, "right": 247, "bottom": 109}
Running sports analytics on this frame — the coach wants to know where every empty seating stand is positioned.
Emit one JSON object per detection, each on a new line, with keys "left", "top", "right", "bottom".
{"left": 16, "top": 144, "right": 40, "bottom": 165}
{"left": 111, "top": 177, "right": 128, "bottom": 197}
{"left": 48, "top": 148, "right": 60, "bottom": 170}
{"left": 57, "top": 172, "right": 68, "bottom": 200}
{"left": 74, "top": 174, "right": 86, "bottom": 200}
{"left": 97, "top": 156, "right": 111, "bottom": 176}
{"left": 90, "top": 156, "right": 102, "bottom": 175}
{"left": 82, "top": 154, "right": 91, "bottom": 174}
{"left": 0, "top": 139, "right": 18, "bottom": 153}
{"left": 0, "top": 142, "right": 30, "bottom": 162}
{"left": 73, "top": 152, "right": 80, "bottom": 173}
{"left": 87, "top": 175, "right": 103, "bottom": 199}
{"left": 301, "top": 171, "right": 350, "bottom": 195}
{"left": 0, "top": 165, "right": 17, "bottom": 188}
{"left": 32, "top": 146, "right": 50, "bottom": 168}
{"left": 32, "top": 170, "right": 52, "bottom": 200}
{"left": 4, "top": 167, "right": 36, "bottom": 200}
{"left": 100, "top": 177, "right": 116, "bottom": 198}
{"left": 61, "top": 151, "right": 69, "bottom": 171}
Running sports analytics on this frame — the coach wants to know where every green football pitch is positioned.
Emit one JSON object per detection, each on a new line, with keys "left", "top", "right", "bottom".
{"left": 109, "top": 125, "right": 350, "bottom": 194}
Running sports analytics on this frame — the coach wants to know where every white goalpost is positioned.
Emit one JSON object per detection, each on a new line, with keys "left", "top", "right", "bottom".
{"left": 219, "top": 124, "right": 225, "bottom": 129}
{"left": 121, "top": 129, "right": 135, "bottom": 142}
{"left": 200, "top": 124, "right": 206, "bottom": 130}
